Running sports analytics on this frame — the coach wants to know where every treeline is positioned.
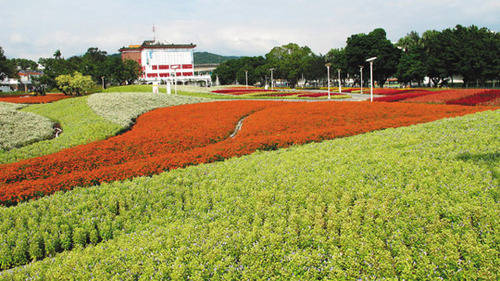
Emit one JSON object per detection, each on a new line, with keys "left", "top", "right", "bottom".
{"left": 213, "top": 25, "right": 500, "bottom": 88}
{"left": 0, "top": 47, "right": 141, "bottom": 90}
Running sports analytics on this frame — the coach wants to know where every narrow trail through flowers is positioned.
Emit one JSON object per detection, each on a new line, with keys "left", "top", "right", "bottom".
{"left": 0, "top": 100, "right": 494, "bottom": 205}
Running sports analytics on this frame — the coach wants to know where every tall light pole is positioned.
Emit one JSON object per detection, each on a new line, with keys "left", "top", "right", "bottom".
{"left": 359, "top": 66, "right": 364, "bottom": 94}
{"left": 171, "top": 65, "right": 179, "bottom": 94}
{"left": 245, "top": 70, "right": 248, "bottom": 89}
{"left": 325, "top": 63, "right": 331, "bottom": 100}
{"left": 337, "top": 68, "right": 342, "bottom": 94}
{"left": 366, "top": 57, "right": 377, "bottom": 102}
{"left": 269, "top": 68, "right": 275, "bottom": 90}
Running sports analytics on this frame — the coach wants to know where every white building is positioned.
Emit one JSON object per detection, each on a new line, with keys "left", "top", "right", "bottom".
{"left": 119, "top": 40, "right": 211, "bottom": 85}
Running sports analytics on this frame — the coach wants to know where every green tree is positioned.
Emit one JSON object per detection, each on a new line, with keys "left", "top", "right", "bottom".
{"left": 0, "top": 47, "right": 17, "bottom": 78}
{"left": 265, "top": 43, "right": 316, "bottom": 88}
{"left": 38, "top": 50, "right": 77, "bottom": 89}
{"left": 326, "top": 48, "right": 348, "bottom": 84}
{"left": 11, "top": 58, "right": 38, "bottom": 71}
{"left": 422, "top": 30, "right": 450, "bottom": 86}
{"left": 395, "top": 32, "right": 426, "bottom": 86}
{"left": 345, "top": 28, "right": 401, "bottom": 87}
{"left": 81, "top": 47, "right": 108, "bottom": 83}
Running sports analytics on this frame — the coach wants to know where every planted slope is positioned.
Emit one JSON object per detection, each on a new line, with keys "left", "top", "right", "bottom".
{"left": 0, "top": 110, "right": 497, "bottom": 280}
{"left": 0, "top": 97, "right": 122, "bottom": 164}
{"left": 0, "top": 101, "right": 491, "bottom": 205}
{"left": 0, "top": 103, "right": 54, "bottom": 151}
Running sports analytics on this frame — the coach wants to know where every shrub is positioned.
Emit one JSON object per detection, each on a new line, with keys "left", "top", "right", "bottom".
{"left": 56, "top": 71, "right": 95, "bottom": 96}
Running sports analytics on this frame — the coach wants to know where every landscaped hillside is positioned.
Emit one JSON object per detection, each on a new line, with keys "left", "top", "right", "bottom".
{"left": 0, "top": 109, "right": 497, "bottom": 280}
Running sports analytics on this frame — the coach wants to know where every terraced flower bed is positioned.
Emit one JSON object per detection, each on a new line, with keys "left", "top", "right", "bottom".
{"left": 0, "top": 101, "right": 491, "bottom": 205}
{"left": 0, "top": 109, "right": 497, "bottom": 279}
{"left": 404, "top": 89, "right": 500, "bottom": 105}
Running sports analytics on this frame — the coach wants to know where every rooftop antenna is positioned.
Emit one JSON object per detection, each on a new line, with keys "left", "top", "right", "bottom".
{"left": 152, "top": 24, "right": 156, "bottom": 43}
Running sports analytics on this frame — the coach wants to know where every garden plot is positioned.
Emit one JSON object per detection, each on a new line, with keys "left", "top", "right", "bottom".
{"left": 0, "top": 102, "right": 55, "bottom": 151}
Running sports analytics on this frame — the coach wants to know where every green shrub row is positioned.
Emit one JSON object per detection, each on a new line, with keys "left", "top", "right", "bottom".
{"left": 0, "top": 102, "right": 54, "bottom": 151}
{"left": 0, "top": 110, "right": 498, "bottom": 279}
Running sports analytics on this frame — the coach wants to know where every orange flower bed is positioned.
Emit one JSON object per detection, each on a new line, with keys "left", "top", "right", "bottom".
{"left": 0, "top": 93, "right": 69, "bottom": 104}
{"left": 0, "top": 101, "right": 492, "bottom": 205}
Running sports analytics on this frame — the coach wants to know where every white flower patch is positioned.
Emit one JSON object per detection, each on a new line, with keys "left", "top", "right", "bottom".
{"left": 0, "top": 102, "right": 55, "bottom": 151}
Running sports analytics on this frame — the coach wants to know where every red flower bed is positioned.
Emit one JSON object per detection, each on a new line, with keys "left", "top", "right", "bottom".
{"left": 0, "top": 93, "right": 69, "bottom": 104}
{"left": 340, "top": 88, "right": 360, "bottom": 93}
{"left": 446, "top": 90, "right": 500, "bottom": 106}
{"left": 403, "top": 89, "right": 492, "bottom": 104}
{"left": 0, "top": 101, "right": 492, "bottom": 205}
{"left": 373, "top": 91, "right": 434, "bottom": 102}
{"left": 478, "top": 96, "right": 500, "bottom": 106}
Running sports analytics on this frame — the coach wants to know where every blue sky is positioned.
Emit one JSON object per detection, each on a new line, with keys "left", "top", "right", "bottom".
{"left": 1, "top": 0, "right": 499, "bottom": 60}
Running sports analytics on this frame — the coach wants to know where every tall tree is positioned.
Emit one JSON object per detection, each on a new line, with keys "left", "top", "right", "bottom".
{"left": 395, "top": 32, "right": 426, "bottom": 86}
{"left": 0, "top": 47, "right": 17, "bottom": 79}
{"left": 345, "top": 28, "right": 401, "bottom": 87}
{"left": 265, "top": 43, "right": 316, "bottom": 88}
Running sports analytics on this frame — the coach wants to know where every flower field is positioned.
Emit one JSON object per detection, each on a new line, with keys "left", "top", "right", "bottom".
{"left": 0, "top": 103, "right": 55, "bottom": 151}
{"left": 404, "top": 89, "right": 500, "bottom": 105}
{"left": 373, "top": 89, "right": 500, "bottom": 106}
{"left": 0, "top": 100, "right": 492, "bottom": 205}
{"left": 0, "top": 109, "right": 497, "bottom": 279}
{"left": 0, "top": 93, "right": 69, "bottom": 104}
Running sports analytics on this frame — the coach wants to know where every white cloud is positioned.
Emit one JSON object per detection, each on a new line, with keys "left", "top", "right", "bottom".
{"left": 0, "top": 0, "right": 498, "bottom": 60}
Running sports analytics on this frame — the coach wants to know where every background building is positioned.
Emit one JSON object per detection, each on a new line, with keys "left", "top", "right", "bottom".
{"left": 119, "top": 40, "right": 211, "bottom": 86}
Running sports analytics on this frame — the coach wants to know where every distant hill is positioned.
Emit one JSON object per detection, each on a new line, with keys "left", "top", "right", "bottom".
{"left": 194, "top": 52, "right": 239, "bottom": 65}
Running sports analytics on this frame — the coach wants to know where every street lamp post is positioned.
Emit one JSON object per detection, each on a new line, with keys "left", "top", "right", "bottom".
{"left": 325, "top": 63, "right": 331, "bottom": 100}
{"left": 269, "top": 68, "right": 275, "bottom": 90}
{"left": 171, "top": 65, "right": 179, "bottom": 94}
{"left": 245, "top": 70, "right": 248, "bottom": 89}
{"left": 337, "top": 68, "right": 342, "bottom": 94}
{"left": 359, "top": 66, "right": 364, "bottom": 94}
{"left": 366, "top": 57, "right": 377, "bottom": 102}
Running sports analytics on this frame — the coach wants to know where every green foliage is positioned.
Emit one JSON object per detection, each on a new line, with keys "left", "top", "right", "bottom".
{"left": 10, "top": 58, "right": 38, "bottom": 71}
{"left": 0, "top": 102, "right": 55, "bottom": 151}
{"left": 38, "top": 48, "right": 142, "bottom": 90}
{"left": 0, "top": 96, "right": 122, "bottom": 164}
{"left": 55, "top": 71, "right": 95, "bottom": 96}
{"left": 0, "top": 110, "right": 497, "bottom": 279}
{"left": 213, "top": 44, "right": 325, "bottom": 87}
{"left": 212, "top": 56, "right": 267, "bottom": 85}
{"left": 265, "top": 43, "right": 322, "bottom": 87}
{"left": 0, "top": 46, "right": 17, "bottom": 79}
{"left": 344, "top": 28, "right": 401, "bottom": 87}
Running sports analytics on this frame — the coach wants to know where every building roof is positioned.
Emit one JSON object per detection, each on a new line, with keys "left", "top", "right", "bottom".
{"left": 119, "top": 40, "right": 196, "bottom": 52}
